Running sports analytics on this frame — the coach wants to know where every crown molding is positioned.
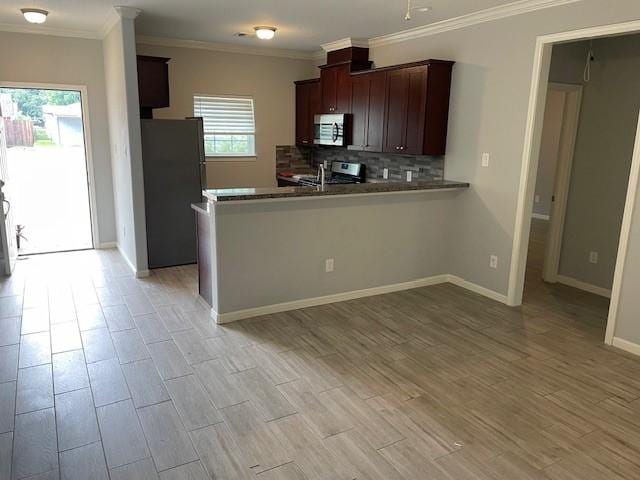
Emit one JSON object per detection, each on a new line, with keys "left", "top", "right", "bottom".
{"left": 136, "top": 35, "right": 317, "bottom": 60}
{"left": 320, "top": 37, "right": 369, "bottom": 52}
{"left": 0, "top": 0, "right": 581, "bottom": 54}
{"left": 0, "top": 6, "right": 141, "bottom": 40}
{"left": 98, "top": 8, "right": 120, "bottom": 38}
{"left": 368, "top": 0, "right": 582, "bottom": 48}
{"left": 0, "top": 22, "right": 101, "bottom": 39}
{"left": 113, "top": 6, "right": 142, "bottom": 20}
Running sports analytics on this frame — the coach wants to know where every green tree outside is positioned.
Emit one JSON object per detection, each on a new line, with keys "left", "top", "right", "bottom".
{"left": 0, "top": 88, "right": 80, "bottom": 126}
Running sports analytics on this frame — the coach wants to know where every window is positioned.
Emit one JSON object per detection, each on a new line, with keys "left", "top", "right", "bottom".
{"left": 193, "top": 95, "right": 256, "bottom": 157}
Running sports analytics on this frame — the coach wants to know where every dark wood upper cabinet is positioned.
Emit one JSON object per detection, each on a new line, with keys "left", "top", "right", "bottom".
{"left": 136, "top": 56, "right": 170, "bottom": 118}
{"left": 383, "top": 61, "right": 453, "bottom": 156}
{"left": 295, "top": 79, "right": 320, "bottom": 146}
{"left": 350, "top": 71, "right": 386, "bottom": 152}
{"left": 320, "top": 63, "right": 352, "bottom": 113}
{"left": 294, "top": 53, "right": 454, "bottom": 156}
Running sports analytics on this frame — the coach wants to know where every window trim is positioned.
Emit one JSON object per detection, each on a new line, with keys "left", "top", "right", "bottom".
{"left": 194, "top": 93, "right": 257, "bottom": 159}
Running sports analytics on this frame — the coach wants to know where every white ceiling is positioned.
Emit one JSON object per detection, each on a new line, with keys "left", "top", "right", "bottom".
{"left": 0, "top": 0, "right": 551, "bottom": 51}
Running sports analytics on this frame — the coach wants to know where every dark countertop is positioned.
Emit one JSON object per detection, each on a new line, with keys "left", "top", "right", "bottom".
{"left": 203, "top": 179, "right": 469, "bottom": 203}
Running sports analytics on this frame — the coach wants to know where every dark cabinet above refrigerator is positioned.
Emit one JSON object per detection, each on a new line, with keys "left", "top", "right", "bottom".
{"left": 137, "top": 55, "right": 170, "bottom": 119}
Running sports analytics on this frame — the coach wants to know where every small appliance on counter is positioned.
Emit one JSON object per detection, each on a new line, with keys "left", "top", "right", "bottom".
{"left": 314, "top": 114, "right": 350, "bottom": 146}
{"left": 297, "top": 161, "right": 365, "bottom": 187}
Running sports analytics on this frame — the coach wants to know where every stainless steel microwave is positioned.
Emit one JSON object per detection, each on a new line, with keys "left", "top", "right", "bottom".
{"left": 314, "top": 114, "right": 348, "bottom": 146}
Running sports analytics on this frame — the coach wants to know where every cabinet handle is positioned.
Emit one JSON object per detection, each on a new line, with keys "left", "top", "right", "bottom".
{"left": 302, "top": 140, "right": 308, "bottom": 144}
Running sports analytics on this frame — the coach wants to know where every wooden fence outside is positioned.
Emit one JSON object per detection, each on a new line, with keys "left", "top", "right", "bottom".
{"left": 3, "top": 118, "right": 34, "bottom": 147}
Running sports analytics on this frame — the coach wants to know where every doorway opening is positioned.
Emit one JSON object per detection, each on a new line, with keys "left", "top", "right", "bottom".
{"left": 0, "top": 86, "right": 94, "bottom": 255}
{"left": 511, "top": 27, "right": 640, "bottom": 347}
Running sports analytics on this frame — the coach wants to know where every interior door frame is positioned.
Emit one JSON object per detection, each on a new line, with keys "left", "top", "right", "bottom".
{"left": 541, "top": 82, "right": 583, "bottom": 283}
{"left": 0, "top": 81, "right": 101, "bottom": 250}
{"left": 507, "top": 20, "right": 640, "bottom": 348}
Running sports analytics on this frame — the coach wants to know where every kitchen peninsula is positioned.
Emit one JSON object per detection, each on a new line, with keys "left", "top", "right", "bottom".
{"left": 192, "top": 179, "right": 469, "bottom": 323}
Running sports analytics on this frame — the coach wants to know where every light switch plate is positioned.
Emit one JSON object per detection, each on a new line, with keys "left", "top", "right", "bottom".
{"left": 383, "top": 168, "right": 389, "bottom": 180}
{"left": 482, "top": 153, "right": 490, "bottom": 168}
{"left": 489, "top": 255, "right": 498, "bottom": 269}
{"left": 406, "top": 170, "right": 412, "bottom": 182}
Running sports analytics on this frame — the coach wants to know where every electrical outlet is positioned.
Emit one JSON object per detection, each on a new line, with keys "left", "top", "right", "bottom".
{"left": 589, "top": 251, "right": 599, "bottom": 264}
{"left": 325, "top": 258, "right": 334, "bottom": 273}
{"left": 383, "top": 168, "right": 389, "bottom": 180}
{"left": 535, "top": 194, "right": 540, "bottom": 204}
{"left": 406, "top": 170, "right": 413, "bottom": 182}
{"left": 481, "top": 153, "right": 490, "bottom": 168}
{"left": 323, "top": 160, "right": 329, "bottom": 169}
{"left": 489, "top": 255, "right": 498, "bottom": 269}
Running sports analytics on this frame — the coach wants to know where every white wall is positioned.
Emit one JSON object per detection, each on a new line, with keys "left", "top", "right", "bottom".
{"left": 103, "top": 13, "right": 148, "bottom": 273}
{"left": 135, "top": 43, "right": 316, "bottom": 188}
{"left": 366, "top": 0, "right": 640, "bottom": 300}
{"left": 0, "top": 31, "right": 116, "bottom": 245}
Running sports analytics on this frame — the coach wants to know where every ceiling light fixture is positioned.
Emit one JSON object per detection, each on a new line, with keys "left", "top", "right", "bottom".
{"left": 404, "top": 0, "right": 431, "bottom": 21}
{"left": 21, "top": 8, "right": 48, "bottom": 24}
{"left": 254, "top": 26, "right": 276, "bottom": 40}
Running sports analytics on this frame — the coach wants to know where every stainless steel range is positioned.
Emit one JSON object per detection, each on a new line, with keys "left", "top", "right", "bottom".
{"left": 297, "top": 161, "right": 365, "bottom": 187}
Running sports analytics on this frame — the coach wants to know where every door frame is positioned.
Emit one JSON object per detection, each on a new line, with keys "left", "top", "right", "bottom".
{"left": 541, "top": 82, "right": 583, "bottom": 283}
{"left": 507, "top": 20, "right": 640, "bottom": 348}
{"left": 0, "top": 81, "right": 101, "bottom": 250}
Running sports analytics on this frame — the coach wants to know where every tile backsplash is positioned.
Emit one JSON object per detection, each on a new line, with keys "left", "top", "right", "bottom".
{"left": 276, "top": 145, "right": 444, "bottom": 181}
{"left": 275, "top": 145, "right": 314, "bottom": 174}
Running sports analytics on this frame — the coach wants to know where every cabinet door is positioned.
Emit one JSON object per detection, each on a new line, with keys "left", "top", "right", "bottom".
{"left": 321, "top": 67, "right": 338, "bottom": 113}
{"left": 365, "top": 71, "right": 386, "bottom": 152}
{"left": 308, "top": 81, "right": 321, "bottom": 133}
{"left": 403, "top": 67, "right": 428, "bottom": 155}
{"left": 136, "top": 56, "right": 170, "bottom": 109}
{"left": 383, "top": 69, "right": 409, "bottom": 153}
{"left": 335, "top": 64, "right": 352, "bottom": 113}
{"left": 350, "top": 75, "right": 369, "bottom": 149}
{"left": 295, "top": 83, "right": 311, "bottom": 145}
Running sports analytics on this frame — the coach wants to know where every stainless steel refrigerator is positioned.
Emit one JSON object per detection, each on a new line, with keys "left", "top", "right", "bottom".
{"left": 141, "top": 118, "right": 206, "bottom": 269}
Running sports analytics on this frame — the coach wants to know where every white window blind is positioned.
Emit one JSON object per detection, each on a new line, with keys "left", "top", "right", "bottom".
{"left": 193, "top": 95, "right": 256, "bottom": 157}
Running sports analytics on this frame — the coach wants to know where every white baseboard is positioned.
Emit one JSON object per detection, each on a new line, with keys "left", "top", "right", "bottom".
{"left": 556, "top": 274, "right": 612, "bottom": 298}
{"left": 116, "top": 243, "right": 150, "bottom": 278}
{"left": 447, "top": 275, "right": 509, "bottom": 304}
{"left": 135, "top": 270, "right": 150, "bottom": 278}
{"left": 612, "top": 337, "right": 640, "bottom": 356}
{"left": 211, "top": 273, "right": 510, "bottom": 324}
{"left": 532, "top": 213, "right": 550, "bottom": 220}
{"left": 96, "top": 241, "right": 117, "bottom": 249}
{"left": 212, "top": 274, "right": 451, "bottom": 323}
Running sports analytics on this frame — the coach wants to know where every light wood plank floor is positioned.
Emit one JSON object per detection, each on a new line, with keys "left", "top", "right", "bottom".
{"left": 1, "top": 241, "right": 639, "bottom": 480}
